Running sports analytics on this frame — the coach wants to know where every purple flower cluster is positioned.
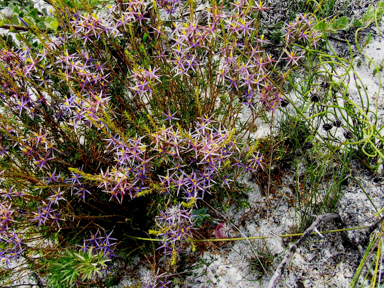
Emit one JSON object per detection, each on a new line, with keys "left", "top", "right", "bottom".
{"left": 283, "top": 13, "right": 322, "bottom": 48}
{"left": 130, "top": 67, "right": 162, "bottom": 98}
{"left": 99, "top": 116, "right": 263, "bottom": 207}
{"left": 155, "top": 204, "right": 194, "bottom": 255}
{"left": 78, "top": 229, "right": 117, "bottom": 260}
{"left": 71, "top": 11, "right": 122, "bottom": 41}
{"left": 0, "top": 202, "right": 14, "bottom": 233}
{"left": 0, "top": 229, "right": 24, "bottom": 267}
{"left": 31, "top": 201, "right": 63, "bottom": 228}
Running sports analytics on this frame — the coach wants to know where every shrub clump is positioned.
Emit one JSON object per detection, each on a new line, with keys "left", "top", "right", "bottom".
{"left": 0, "top": 0, "right": 324, "bottom": 285}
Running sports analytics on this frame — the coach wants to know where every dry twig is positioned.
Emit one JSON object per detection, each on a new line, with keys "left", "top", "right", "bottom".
{"left": 267, "top": 213, "right": 339, "bottom": 288}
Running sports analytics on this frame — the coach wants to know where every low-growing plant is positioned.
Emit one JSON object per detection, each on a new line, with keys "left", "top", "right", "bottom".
{"left": 45, "top": 247, "right": 111, "bottom": 287}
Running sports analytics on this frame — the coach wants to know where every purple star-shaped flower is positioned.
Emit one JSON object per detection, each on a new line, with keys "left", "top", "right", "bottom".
{"left": 163, "top": 108, "right": 179, "bottom": 125}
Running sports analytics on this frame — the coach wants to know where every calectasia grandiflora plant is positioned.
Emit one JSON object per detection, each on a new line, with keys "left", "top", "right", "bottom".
{"left": 0, "top": 0, "right": 322, "bottom": 285}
